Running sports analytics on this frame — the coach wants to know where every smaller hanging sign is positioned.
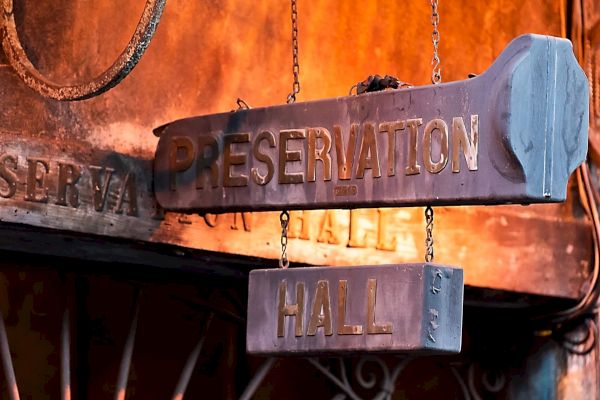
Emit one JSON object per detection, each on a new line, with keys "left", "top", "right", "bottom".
{"left": 247, "top": 264, "right": 463, "bottom": 355}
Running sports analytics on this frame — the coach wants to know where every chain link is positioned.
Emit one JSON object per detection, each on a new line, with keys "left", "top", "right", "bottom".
{"left": 286, "top": 0, "right": 300, "bottom": 103}
{"left": 279, "top": 211, "right": 290, "bottom": 268}
{"left": 430, "top": 0, "right": 441, "bottom": 84}
{"left": 426, "top": 1, "right": 439, "bottom": 261}
{"left": 236, "top": 98, "right": 250, "bottom": 110}
{"left": 425, "top": 206, "right": 434, "bottom": 262}
{"left": 279, "top": 0, "right": 299, "bottom": 267}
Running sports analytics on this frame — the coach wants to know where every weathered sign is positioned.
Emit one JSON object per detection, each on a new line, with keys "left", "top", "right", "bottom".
{"left": 0, "top": 134, "right": 588, "bottom": 298}
{"left": 154, "top": 34, "right": 589, "bottom": 213}
{"left": 247, "top": 264, "right": 463, "bottom": 355}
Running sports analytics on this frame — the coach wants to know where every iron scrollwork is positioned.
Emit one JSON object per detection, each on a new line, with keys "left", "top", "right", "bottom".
{"left": 307, "top": 356, "right": 409, "bottom": 400}
{"left": 302, "top": 356, "right": 508, "bottom": 400}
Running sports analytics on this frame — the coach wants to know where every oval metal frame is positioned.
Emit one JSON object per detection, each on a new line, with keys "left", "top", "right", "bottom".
{"left": 1, "top": 0, "right": 166, "bottom": 101}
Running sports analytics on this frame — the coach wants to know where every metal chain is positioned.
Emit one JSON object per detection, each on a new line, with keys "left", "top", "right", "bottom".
{"left": 425, "top": 206, "right": 434, "bottom": 262}
{"left": 426, "top": 1, "right": 440, "bottom": 262}
{"left": 430, "top": 0, "right": 441, "bottom": 84}
{"left": 286, "top": 0, "right": 300, "bottom": 103}
{"left": 236, "top": 98, "right": 251, "bottom": 110}
{"left": 279, "top": 0, "right": 298, "bottom": 268}
{"left": 279, "top": 211, "right": 290, "bottom": 268}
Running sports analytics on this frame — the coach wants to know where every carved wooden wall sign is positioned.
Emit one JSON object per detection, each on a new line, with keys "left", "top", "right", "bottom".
{"left": 154, "top": 34, "right": 589, "bottom": 213}
{"left": 0, "top": 131, "right": 588, "bottom": 299}
{"left": 247, "top": 264, "right": 463, "bottom": 355}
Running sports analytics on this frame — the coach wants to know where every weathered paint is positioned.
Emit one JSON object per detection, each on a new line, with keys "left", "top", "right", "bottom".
{"left": 247, "top": 264, "right": 463, "bottom": 355}
{"left": 154, "top": 35, "right": 588, "bottom": 212}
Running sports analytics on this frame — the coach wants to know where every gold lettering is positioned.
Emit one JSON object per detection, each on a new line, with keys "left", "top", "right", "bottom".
{"left": 333, "top": 124, "right": 358, "bottom": 180}
{"left": 231, "top": 212, "right": 252, "bottom": 231}
{"left": 168, "top": 136, "right": 194, "bottom": 191}
{"left": 452, "top": 115, "right": 479, "bottom": 172}
{"left": 367, "top": 279, "right": 392, "bottom": 334}
{"left": 288, "top": 210, "right": 311, "bottom": 240}
{"left": 25, "top": 158, "right": 49, "bottom": 203}
{"left": 348, "top": 209, "right": 368, "bottom": 248}
{"left": 89, "top": 166, "right": 115, "bottom": 212}
{"left": 307, "top": 127, "right": 332, "bottom": 182}
{"left": 307, "top": 280, "right": 333, "bottom": 336}
{"left": 423, "top": 118, "right": 449, "bottom": 174}
{"left": 223, "top": 133, "right": 250, "bottom": 187}
{"left": 379, "top": 121, "right": 405, "bottom": 177}
{"left": 375, "top": 209, "right": 397, "bottom": 251}
{"left": 115, "top": 173, "right": 138, "bottom": 216}
{"left": 405, "top": 118, "right": 422, "bottom": 175}
{"left": 251, "top": 131, "right": 276, "bottom": 185}
{"left": 0, "top": 154, "right": 18, "bottom": 199}
{"left": 203, "top": 213, "right": 219, "bottom": 227}
{"left": 177, "top": 214, "right": 192, "bottom": 225}
{"left": 317, "top": 210, "right": 340, "bottom": 244}
{"left": 151, "top": 198, "right": 165, "bottom": 220}
{"left": 337, "top": 280, "right": 363, "bottom": 335}
{"left": 277, "top": 280, "right": 305, "bottom": 337}
{"left": 56, "top": 162, "right": 81, "bottom": 208}
{"left": 334, "top": 185, "right": 357, "bottom": 196}
{"left": 356, "top": 123, "right": 381, "bottom": 179}
{"left": 278, "top": 129, "right": 306, "bottom": 184}
{"left": 196, "top": 136, "right": 220, "bottom": 189}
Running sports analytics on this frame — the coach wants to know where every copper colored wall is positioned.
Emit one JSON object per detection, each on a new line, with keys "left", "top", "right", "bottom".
{"left": 7, "top": 0, "right": 564, "bottom": 154}
{"left": 0, "top": 1, "right": 582, "bottom": 294}
{"left": 0, "top": 1, "right": 583, "bottom": 399}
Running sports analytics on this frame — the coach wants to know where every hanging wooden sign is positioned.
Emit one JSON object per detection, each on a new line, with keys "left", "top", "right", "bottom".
{"left": 246, "top": 264, "right": 463, "bottom": 355}
{"left": 153, "top": 34, "right": 588, "bottom": 213}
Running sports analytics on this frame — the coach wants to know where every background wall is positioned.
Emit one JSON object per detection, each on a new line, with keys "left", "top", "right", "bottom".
{"left": 8, "top": 0, "right": 564, "bottom": 154}
{"left": 0, "top": 1, "right": 595, "bottom": 399}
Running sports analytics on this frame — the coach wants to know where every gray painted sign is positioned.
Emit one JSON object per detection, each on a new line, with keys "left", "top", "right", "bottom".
{"left": 246, "top": 264, "right": 463, "bottom": 355}
{"left": 154, "top": 34, "right": 588, "bottom": 213}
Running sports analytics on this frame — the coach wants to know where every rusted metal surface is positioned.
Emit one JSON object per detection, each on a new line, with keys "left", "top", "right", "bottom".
{"left": 0, "top": 0, "right": 587, "bottom": 300}
{"left": 0, "top": 1, "right": 593, "bottom": 398}
{"left": 0, "top": 0, "right": 566, "bottom": 155}
{"left": 1, "top": 0, "right": 166, "bottom": 101}
{"left": 154, "top": 34, "right": 588, "bottom": 213}
{"left": 247, "top": 264, "right": 463, "bottom": 355}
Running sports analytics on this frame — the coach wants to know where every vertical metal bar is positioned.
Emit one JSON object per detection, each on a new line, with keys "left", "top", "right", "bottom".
{"left": 61, "top": 308, "right": 71, "bottom": 400}
{"left": 307, "top": 358, "right": 361, "bottom": 400}
{"left": 171, "top": 313, "right": 214, "bottom": 400}
{"left": 542, "top": 37, "right": 558, "bottom": 198}
{"left": 238, "top": 358, "right": 277, "bottom": 400}
{"left": 0, "top": 310, "right": 20, "bottom": 400}
{"left": 114, "top": 289, "right": 141, "bottom": 400}
{"left": 450, "top": 366, "right": 472, "bottom": 400}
